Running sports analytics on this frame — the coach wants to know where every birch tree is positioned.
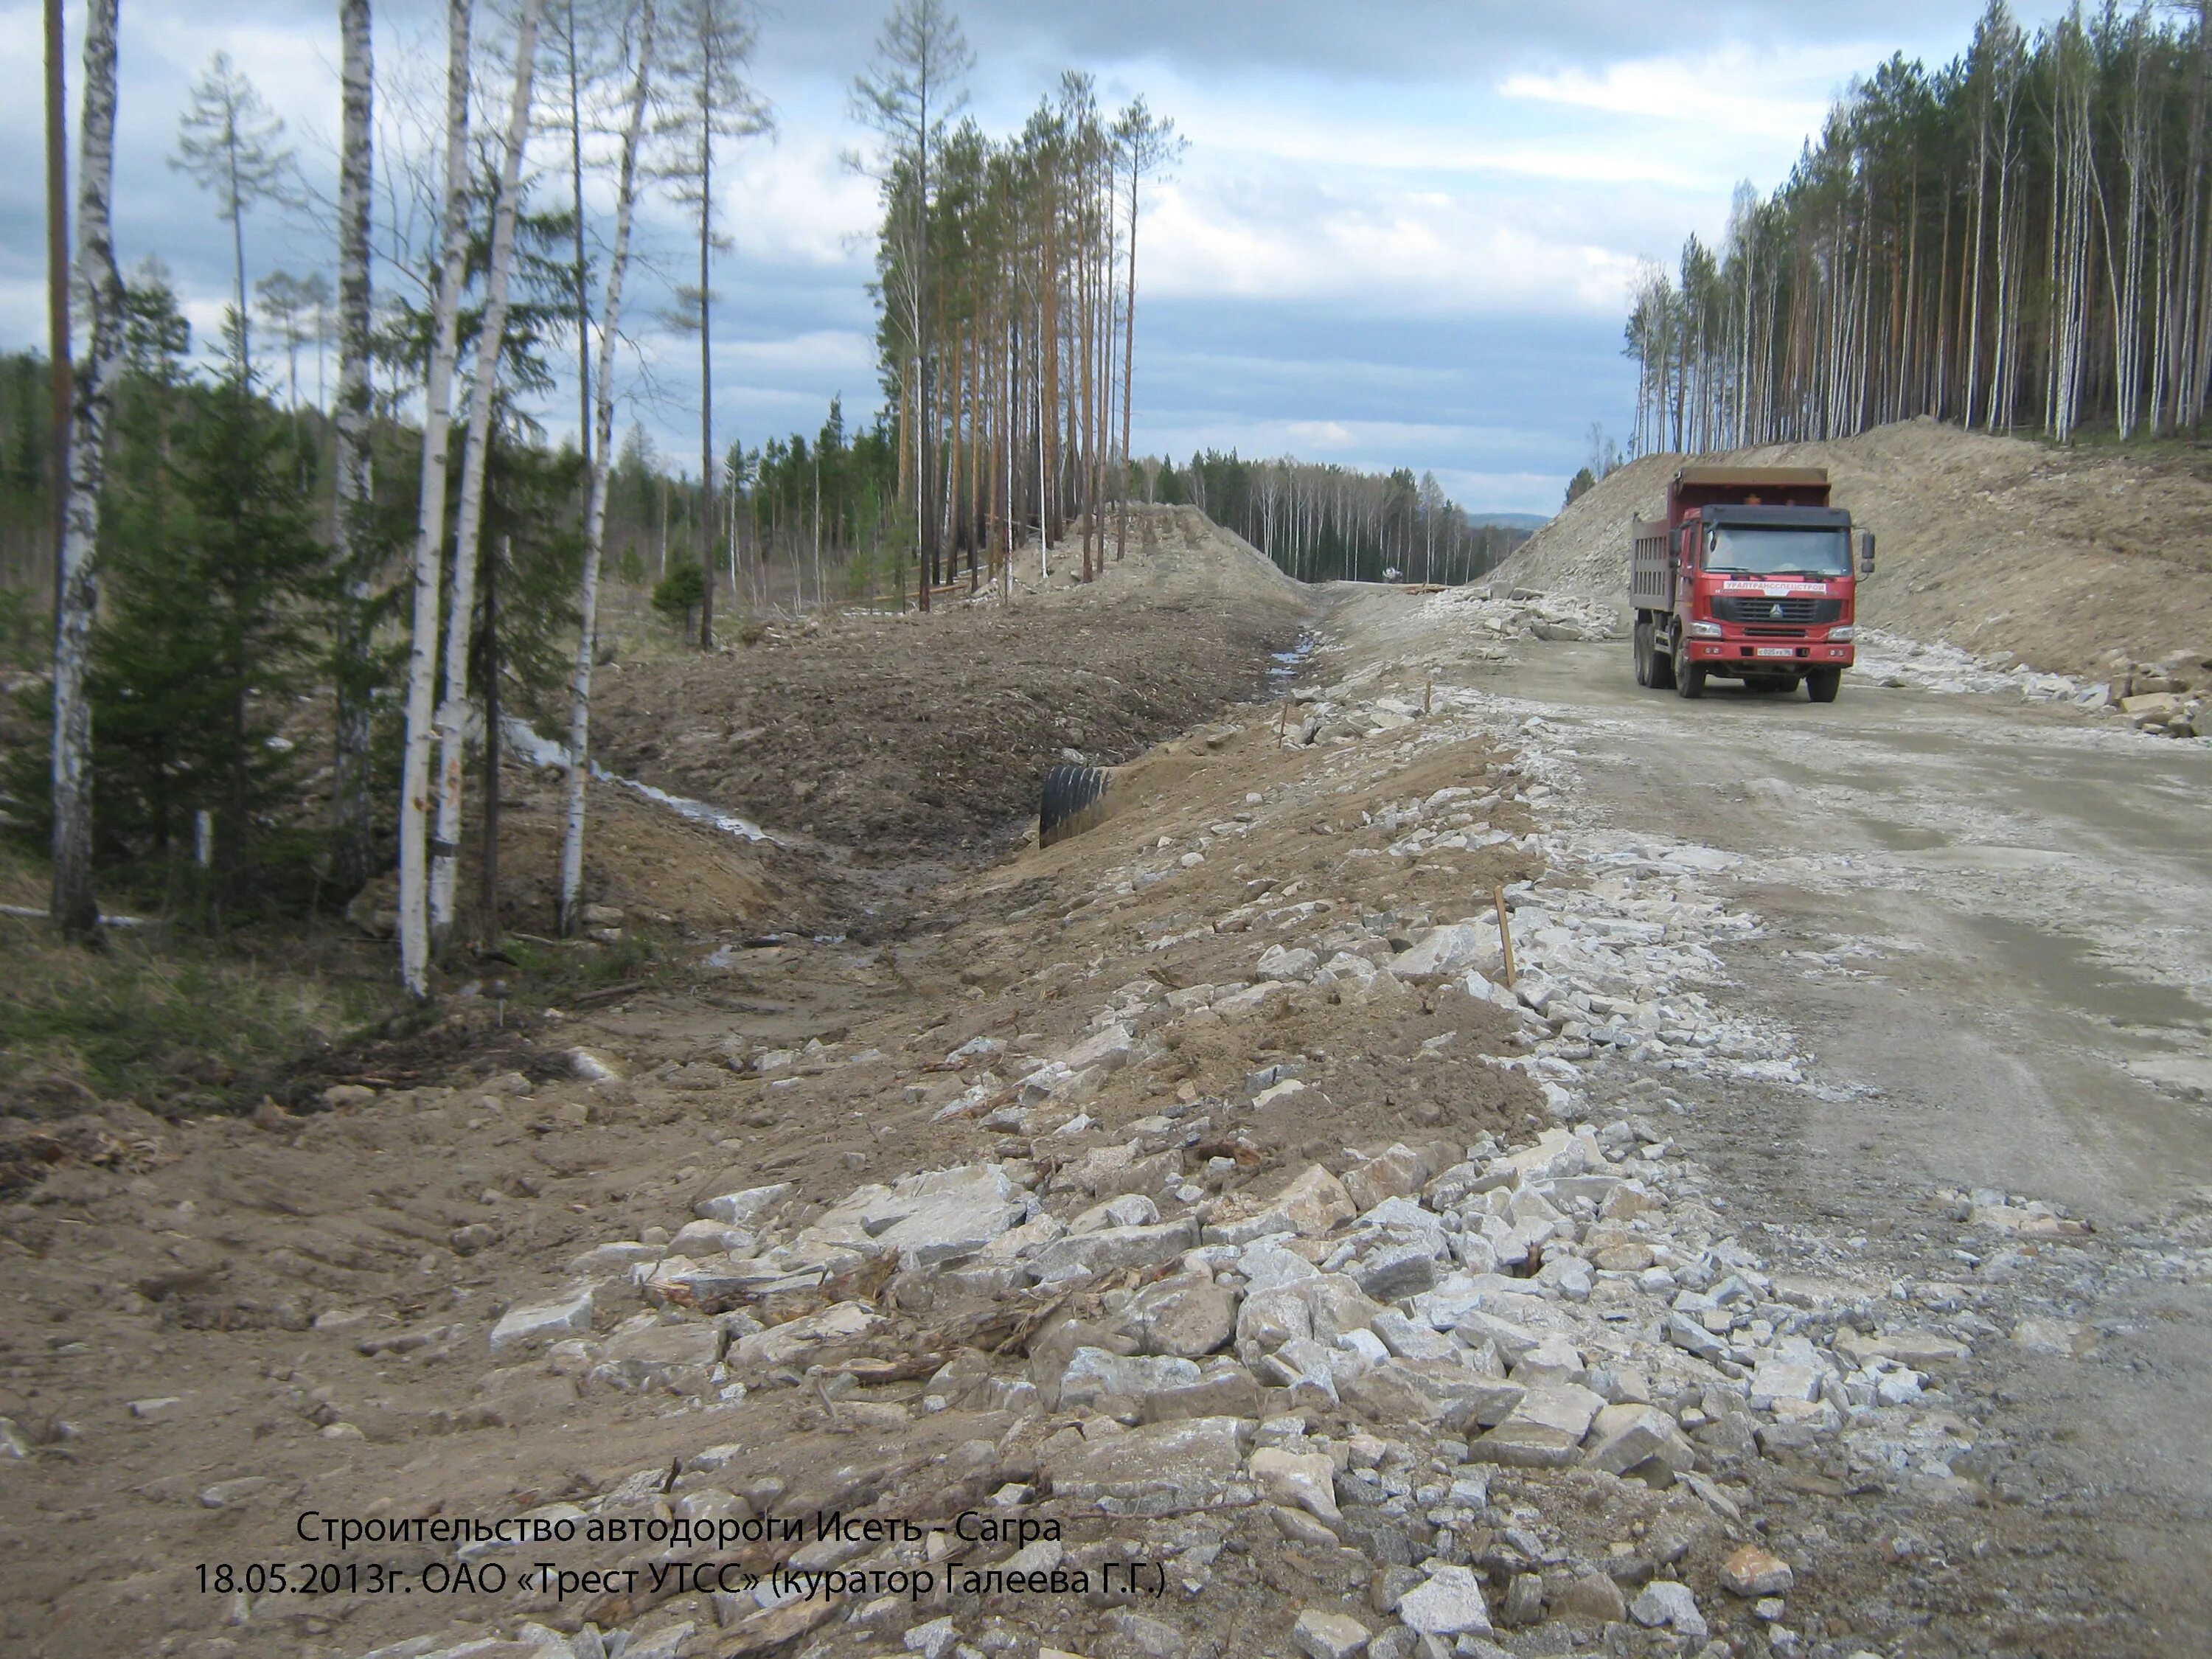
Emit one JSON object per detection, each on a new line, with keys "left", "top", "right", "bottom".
{"left": 655, "top": 0, "right": 771, "bottom": 650}
{"left": 330, "top": 0, "right": 378, "bottom": 896}
{"left": 398, "top": 0, "right": 477, "bottom": 999}
{"left": 560, "top": 0, "right": 658, "bottom": 936}
{"left": 170, "top": 54, "right": 298, "bottom": 370}
{"left": 429, "top": 0, "right": 547, "bottom": 950}
{"left": 48, "top": 0, "right": 125, "bottom": 942}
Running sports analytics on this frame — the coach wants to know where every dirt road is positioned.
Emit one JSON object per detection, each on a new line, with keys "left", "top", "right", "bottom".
{"left": 1335, "top": 585, "right": 2212, "bottom": 1650}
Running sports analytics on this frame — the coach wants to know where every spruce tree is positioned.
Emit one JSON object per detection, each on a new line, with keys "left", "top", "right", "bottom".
{"left": 91, "top": 321, "right": 324, "bottom": 918}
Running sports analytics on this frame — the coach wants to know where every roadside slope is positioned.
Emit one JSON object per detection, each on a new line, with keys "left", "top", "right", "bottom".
{"left": 590, "top": 505, "right": 1310, "bottom": 865}
{"left": 1492, "top": 417, "right": 2212, "bottom": 678}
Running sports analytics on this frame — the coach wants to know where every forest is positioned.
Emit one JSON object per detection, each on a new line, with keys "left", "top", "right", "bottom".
{"left": 9, "top": 0, "right": 1518, "bottom": 1006}
{"left": 1624, "top": 0, "right": 2212, "bottom": 453}
{"left": 1146, "top": 451, "right": 1527, "bottom": 586}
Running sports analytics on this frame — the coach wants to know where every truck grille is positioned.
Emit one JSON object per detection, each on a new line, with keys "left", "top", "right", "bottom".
{"left": 1711, "top": 595, "right": 1843, "bottom": 625}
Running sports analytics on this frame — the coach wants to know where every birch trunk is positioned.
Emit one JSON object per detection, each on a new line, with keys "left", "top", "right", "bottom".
{"left": 560, "top": 0, "right": 656, "bottom": 935}
{"left": 398, "top": 0, "right": 476, "bottom": 998}
{"left": 429, "top": 0, "right": 546, "bottom": 950}
{"left": 330, "top": 0, "right": 378, "bottom": 896}
{"left": 48, "top": 0, "right": 123, "bottom": 942}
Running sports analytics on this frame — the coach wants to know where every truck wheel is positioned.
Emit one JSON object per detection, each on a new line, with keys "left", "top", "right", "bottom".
{"left": 1649, "top": 630, "right": 1677, "bottom": 692}
{"left": 1806, "top": 668, "right": 1842, "bottom": 703}
{"left": 1632, "top": 619, "right": 1651, "bottom": 686}
{"left": 1674, "top": 656, "right": 1705, "bottom": 699}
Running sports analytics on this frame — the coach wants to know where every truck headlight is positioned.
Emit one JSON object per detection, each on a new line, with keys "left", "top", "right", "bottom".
{"left": 1827, "top": 625, "right": 1854, "bottom": 641}
{"left": 1686, "top": 620, "right": 1723, "bottom": 639}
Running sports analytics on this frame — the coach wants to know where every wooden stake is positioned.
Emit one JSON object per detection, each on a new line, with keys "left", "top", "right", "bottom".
{"left": 1492, "top": 881, "right": 1516, "bottom": 987}
{"left": 1279, "top": 696, "right": 1291, "bottom": 746}
{"left": 1423, "top": 678, "right": 1433, "bottom": 715}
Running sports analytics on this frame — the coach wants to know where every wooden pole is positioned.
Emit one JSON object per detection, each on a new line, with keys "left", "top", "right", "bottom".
{"left": 1278, "top": 696, "right": 1291, "bottom": 747}
{"left": 1492, "top": 882, "right": 1516, "bottom": 988}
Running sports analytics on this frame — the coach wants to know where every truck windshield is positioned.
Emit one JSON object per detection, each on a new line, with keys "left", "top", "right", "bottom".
{"left": 1708, "top": 526, "right": 1851, "bottom": 577}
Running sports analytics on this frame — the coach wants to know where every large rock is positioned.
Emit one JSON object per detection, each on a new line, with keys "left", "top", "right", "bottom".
{"left": 1510, "top": 1334, "right": 1586, "bottom": 1388}
{"left": 1029, "top": 1217, "right": 1199, "bottom": 1285}
{"left": 1124, "top": 1270, "right": 1237, "bottom": 1357}
{"left": 1582, "top": 1403, "right": 1696, "bottom": 1482}
{"left": 1718, "top": 1545, "right": 1794, "bottom": 1597}
{"left": 1142, "top": 1359, "right": 1265, "bottom": 1423}
{"left": 1296, "top": 1275, "right": 1385, "bottom": 1342}
{"left": 1630, "top": 1580, "right": 1707, "bottom": 1641}
{"left": 1041, "top": 1415, "right": 1254, "bottom": 1512}
{"left": 1240, "top": 1242, "right": 1321, "bottom": 1291}
{"left": 1747, "top": 1335, "right": 1829, "bottom": 1408}
{"left": 1664, "top": 1312, "right": 1729, "bottom": 1363}
{"left": 489, "top": 1288, "right": 594, "bottom": 1354}
{"left": 1388, "top": 925, "right": 1489, "bottom": 983}
{"left": 1353, "top": 1239, "right": 1441, "bottom": 1303}
{"left": 1061, "top": 1023, "right": 1136, "bottom": 1072}
{"left": 1059, "top": 1347, "right": 1203, "bottom": 1411}
{"left": 1343, "top": 1145, "right": 1430, "bottom": 1211}
{"left": 1339, "top": 1358, "right": 1521, "bottom": 1431}
{"left": 1205, "top": 1165, "right": 1356, "bottom": 1245}
{"left": 1837, "top": 1327, "right": 1970, "bottom": 1367}
{"left": 1454, "top": 1309, "right": 1544, "bottom": 1368}
{"left": 1257, "top": 945, "right": 1320, "bottom": 982}
{"left": 863, "top": 1164, "right": 1030, "bottom": 1267}
{"left": 1071, "top": 1193, "right": 1159, "bottom": 1233}
{"left": 1553, "top": 1571, "right": 1627, "bottom": 1624}
{"left": 1237, "top": 1284, "right": 1315, "bottom": 1356}
{"left": 588, "top": 1319, "right": 721, "bottom": 1394}
{"left": 1397, "top": 1565, "right": 1495, "bottom": 1638}
{"left": 693, "top": 1183, "right": 793, "bottom": 1227}
{"left": 1469, "top": 1382, "right": 1604, "bottom": 1468}
{"left": 1248, "top": 1447, "right": 1340, "bottom": 1522}
{"left": 731, "top": 1301, "right": 883, "bottom": 1370}
{"left": 1292, "top": 1608, "right": 1371, "bottom": 1659}
{"left": 1370, "top": 1308, "right": 1461, "bottom": 1362}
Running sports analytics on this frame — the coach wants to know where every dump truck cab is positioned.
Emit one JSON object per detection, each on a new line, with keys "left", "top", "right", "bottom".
{"left": 1630, "top": 465, "right": 1871, "bottom": 703}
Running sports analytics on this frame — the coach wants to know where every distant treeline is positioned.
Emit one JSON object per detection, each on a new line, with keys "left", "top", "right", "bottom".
{"left": 0, "top": 342, "right": 901, "bottom": 615}
{"left": 1141, "top": 451, "right": 1529, "bottom": 585}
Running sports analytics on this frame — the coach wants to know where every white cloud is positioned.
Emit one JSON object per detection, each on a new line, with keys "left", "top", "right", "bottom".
{"left": 1498, "top": 44, "right": 1860, "bottom": 139}
{"left": 1141, "top": 174, "right": 1641, "bottom": 317}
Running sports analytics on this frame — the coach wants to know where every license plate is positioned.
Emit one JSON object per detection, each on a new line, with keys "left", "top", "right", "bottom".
{"left": 1754, "top": 647, "right": 1798, "bottom": 658}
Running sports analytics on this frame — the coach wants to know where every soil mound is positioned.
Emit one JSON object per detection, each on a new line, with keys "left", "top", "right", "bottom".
{"left": 1492, "top": 417, "right": 2212, "bottom": 677}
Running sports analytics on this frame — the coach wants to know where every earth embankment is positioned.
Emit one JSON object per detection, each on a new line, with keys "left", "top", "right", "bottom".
{"left": 1492, "top": 417, "right": 2212, "bottom": 678}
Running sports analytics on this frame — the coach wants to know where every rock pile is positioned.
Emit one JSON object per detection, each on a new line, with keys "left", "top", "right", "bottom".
{"left": 1422, "top": 586, "right": 1624, "bottom": 645}
{"left": 2101, "top": 647, "right": 2211, "bottom": 737}
{"left": 338, "top": 652, "right": 2192, "bottom": 1659}
{"left": 1853, "top": 630, "right": 2212, "bottom": 737}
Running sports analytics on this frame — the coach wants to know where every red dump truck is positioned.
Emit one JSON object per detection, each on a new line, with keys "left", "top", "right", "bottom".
{"left": 1630, "top": 465, "right": 1874, "bottom": 702}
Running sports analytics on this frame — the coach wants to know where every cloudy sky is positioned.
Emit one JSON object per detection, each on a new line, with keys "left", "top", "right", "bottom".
{"left": 3, "top": 0, "right": 2024, "bottom": 515}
